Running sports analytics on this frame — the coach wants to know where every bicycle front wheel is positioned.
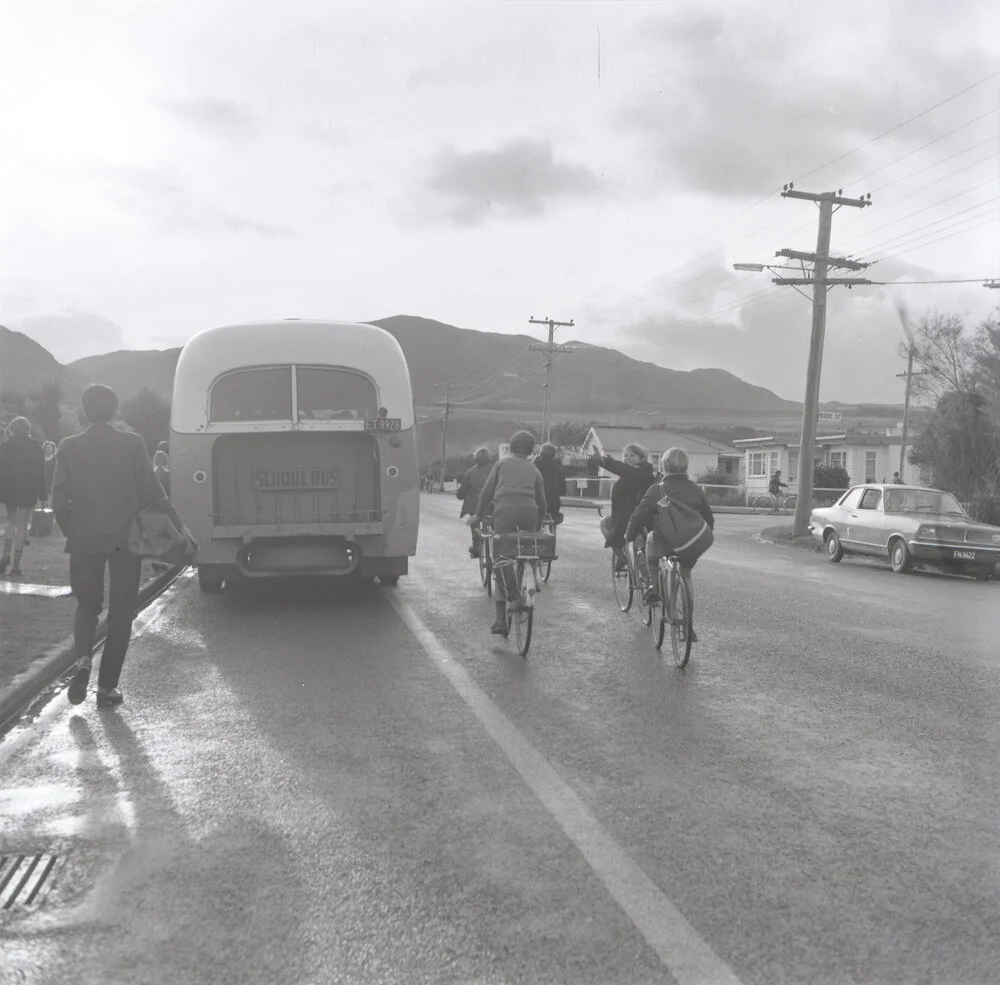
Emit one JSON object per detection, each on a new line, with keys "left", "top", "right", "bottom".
{"left": 752, "top": 496, "right": 774, "bottom": 515}
{"left": 650, "top": 567, "right": 666, "bottom": 649}
{"left": 612, "top": 549, "right": 633, "bottom": 613}
{"left": 540, "top": 560, "right": 552, "bottom": 583}
{"left": 669, "top": 574, "right": 693, "bottom": 669}
{"left": 635, "top": 551, "right": 653, "bottom": 627}
{"left": 783, "top": 494, "right": 797, "bottom": 514}
{"left": 480, "top": 544, "right": 493, "bottom": 595}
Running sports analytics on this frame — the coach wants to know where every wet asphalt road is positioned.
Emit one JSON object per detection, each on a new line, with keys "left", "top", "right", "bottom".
{"left": 2, "top": 495, "right": 1000, "bottom": 985}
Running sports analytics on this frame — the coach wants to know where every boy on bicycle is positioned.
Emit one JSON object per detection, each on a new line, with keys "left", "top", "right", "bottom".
{"left": 626, "top": 447, "right": 714, "bottom": 644}
{"left": 768, "top": 469, "right": 787, "bottom": 511}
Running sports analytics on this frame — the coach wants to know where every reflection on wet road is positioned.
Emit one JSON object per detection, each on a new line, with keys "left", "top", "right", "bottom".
{"left": 2, "top": 497, "right": 999, "bottom": 984}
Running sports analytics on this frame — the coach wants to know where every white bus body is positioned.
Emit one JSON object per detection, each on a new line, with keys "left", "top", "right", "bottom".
{"left": 169, "top": 320, "right": 419, "bottom": 590}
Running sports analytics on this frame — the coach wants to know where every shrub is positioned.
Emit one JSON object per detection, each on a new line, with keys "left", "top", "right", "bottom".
{"left": 695, "top": 468, "right": 738, "bottom": 486}
{"left": 814, "top": 464, "right": 850, "bottom": 489}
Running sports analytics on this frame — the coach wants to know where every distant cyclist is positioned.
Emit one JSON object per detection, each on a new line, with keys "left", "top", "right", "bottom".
{"left": 768, "top": 469, "right": 787, "bottom": 512}
{"left": 457, "top": 447, "right": 493, "bottom": 557}
{"left": 627, "top": 447, "right": 714, "bottom": 644}
{"left": 534, "top": 443, "right": 566, "bottom": 525}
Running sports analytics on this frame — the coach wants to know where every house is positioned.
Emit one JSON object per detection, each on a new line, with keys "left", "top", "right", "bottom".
{"left": 577, "top": 426, "right": 742, "bottom": 496}
{"left": 734, "top": 427, "right": 923, "bottom": 499}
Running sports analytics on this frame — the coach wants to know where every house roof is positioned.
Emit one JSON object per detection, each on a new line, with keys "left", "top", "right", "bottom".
{"left": 733, "top": 431, "right": 917, "bottom": 449}
{"left": 586, "top": 426, "right": 733, "bottom": 456}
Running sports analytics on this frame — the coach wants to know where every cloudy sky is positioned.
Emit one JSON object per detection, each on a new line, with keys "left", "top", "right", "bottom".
{"left": 1, "top": 0, "right": 998, "bottom": 403}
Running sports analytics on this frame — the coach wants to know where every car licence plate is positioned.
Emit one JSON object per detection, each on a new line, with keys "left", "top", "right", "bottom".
{"left": 365, "top": 417, "right": 401, "bottom": 432}
{"left": 952, "top": 549, "right": 978, "bottom": 561}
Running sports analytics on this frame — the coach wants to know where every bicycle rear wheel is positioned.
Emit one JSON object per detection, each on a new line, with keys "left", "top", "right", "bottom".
{"left": 612, "top": 549, "right": 633, "bottom": 613}
{"left": 650, "top": 566, "right": 666, "bottom": 649}
{"left": 480, "top": 543, "right": 493, "bottom": 596}
{"left": 669, "top": 574, "right": 693, "bottom": 669}
{"left": 509, "top": 561, "right": 533, "bottom": 656}
{"left": 540, "top": 560, "right": 552, "bottom": 583}
{"left": 752, "top": 495, "right": 774, "bottom": 515}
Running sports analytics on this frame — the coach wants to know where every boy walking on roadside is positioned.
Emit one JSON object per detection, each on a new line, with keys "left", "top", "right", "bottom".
{"left": 0, "top": 417, "right": 48, "bottom": 577}
{"left": 52, "top": 385, "right": 194, "bottom": 707}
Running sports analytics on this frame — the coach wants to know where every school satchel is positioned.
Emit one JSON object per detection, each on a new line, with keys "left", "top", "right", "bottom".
{"left": 494, "top": 530, "right": 557, "bottom": 560}
{"left": 128, "top": 509, "right": 195, "bottom": 565}
{"left": 656, "top": 488, "right": 714, "bottom": 564}
{"left": 29, "top": 508, "right": 55, "bottom": 538}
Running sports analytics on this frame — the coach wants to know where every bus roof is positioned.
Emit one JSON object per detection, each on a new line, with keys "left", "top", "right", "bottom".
{"left": 171, "top": 320, "right": 414, "bottom": 432}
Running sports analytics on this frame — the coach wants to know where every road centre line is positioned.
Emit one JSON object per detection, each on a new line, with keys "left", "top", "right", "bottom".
{"left": 382, "top": 588, "right": 744, "bottom": 985}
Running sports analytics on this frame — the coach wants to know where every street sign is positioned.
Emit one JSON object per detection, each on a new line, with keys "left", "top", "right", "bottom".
{"left": 528, "top": 343, "right": 576, "bottom": 352}
{"left": 818, "top": 411, "right": 842, "bottom": 422}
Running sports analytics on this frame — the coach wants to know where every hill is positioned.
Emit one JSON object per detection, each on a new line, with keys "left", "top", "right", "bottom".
{"left": 54, "top": 314, "right": 797, "bottom": 416}
{"left": 0, "top": 325, "right": 88, "bottom": 401}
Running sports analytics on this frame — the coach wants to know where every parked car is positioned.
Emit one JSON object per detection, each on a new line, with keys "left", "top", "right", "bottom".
{"left": 808, "top": 484, "right": 1000, "bottom": 581}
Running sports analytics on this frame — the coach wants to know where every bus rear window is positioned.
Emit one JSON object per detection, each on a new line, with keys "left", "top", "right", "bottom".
{"left": 296, "top": 367, "right": 378, "bottom": 421}
{"left": 210, "top": 368, "right": 292, "bottom": 422}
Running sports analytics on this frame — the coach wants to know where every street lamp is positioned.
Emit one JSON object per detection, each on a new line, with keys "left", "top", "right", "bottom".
{"left": 733, "top": 263, "right": 766, "bottom": 272}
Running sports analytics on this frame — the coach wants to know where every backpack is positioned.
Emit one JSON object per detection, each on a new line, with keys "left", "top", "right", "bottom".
{"left": 655, "top": 485, "right": 714, "bottom": 565}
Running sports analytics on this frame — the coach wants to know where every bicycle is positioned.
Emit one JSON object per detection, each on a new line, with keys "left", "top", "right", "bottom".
{"left": 494, "top": 530, "right": 554, "bottom": 657}
{"left": 477, "top": 515, "right": 494, "bottom": 596}
{"left": 752, "top": 492, "right": 797, "bottom": 515}
{"left": 649, "top": 553, "right": 694, "bottom": 668}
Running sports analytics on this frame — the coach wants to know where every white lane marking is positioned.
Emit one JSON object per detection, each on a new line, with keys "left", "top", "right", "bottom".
{"left": 383, "top": 589, "right": 743, "bottom": 985}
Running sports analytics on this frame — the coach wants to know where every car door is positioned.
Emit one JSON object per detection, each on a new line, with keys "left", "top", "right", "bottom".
{"left": 830, "top": 486, "right": 864, "bottom": 549}
{"left": 852, "top": 487, "right": 885, "bottom": 554}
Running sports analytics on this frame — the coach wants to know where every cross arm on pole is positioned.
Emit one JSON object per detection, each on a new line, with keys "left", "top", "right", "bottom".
{"left": 775, "top": 249, "right": 869, "bottom": 271}
{"left": 772, "top": 277, "right": 873, "bottom": 286}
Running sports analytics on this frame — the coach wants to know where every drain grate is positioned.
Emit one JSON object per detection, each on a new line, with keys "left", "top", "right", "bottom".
{"left": 0, "top": 852, "right": 64, "bottom": 910}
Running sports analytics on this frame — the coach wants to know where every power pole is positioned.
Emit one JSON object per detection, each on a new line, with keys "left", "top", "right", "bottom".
{"left": 528, "top": 315, "right": 575, "bottom": 444}
{"left": 434, "top": 383, "right": 453, "bottom": 492}
{"left": 896, "top": 351, "right": 929, "bottom": 479}
{"left": 774, "top": 184, "right": 872, "bottom": 536}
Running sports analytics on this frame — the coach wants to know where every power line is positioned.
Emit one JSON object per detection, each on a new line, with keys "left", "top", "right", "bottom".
{"left": 792, "top": 69, "right": 1000, "bottom": 184}
{"left": 867, "top": 277, "right": 999, "bottom": 285}
{"left": 878, "top": 214, "right": 1000, "bottom": 262}
{"left": 858, "top": 199, "right": 999, "bottom": 258}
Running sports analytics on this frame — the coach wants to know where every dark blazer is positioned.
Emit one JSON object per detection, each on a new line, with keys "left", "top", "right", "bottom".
{"left": 0, "top": 434, "right": 47, "bottom": 509}
{"left": 51, "top": 423, "right": 184, "bottom": 554}
{"left": 534, "top": 458, "right": 566, "bottom": 518}
{"left": 456, "top": 462, "right": 493, "bottom": 517}
{"left": 626, "top": 473, "right": 715, "bottom": 543}
{"left": 600, "top": 455, "right": 656, "bottom": 547}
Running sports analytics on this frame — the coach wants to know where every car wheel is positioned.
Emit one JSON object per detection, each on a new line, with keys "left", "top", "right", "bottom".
{"left": 974, "top": 565, "right": 993, "bottom": 582}
{"left": 824, "top": 530, "right": 844, "bottom": 563}
{"left": 889, "top": 538, "right": 912, "bottom": 574}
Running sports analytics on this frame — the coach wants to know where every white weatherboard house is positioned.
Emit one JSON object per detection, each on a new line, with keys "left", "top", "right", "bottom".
{"left": 734, "top": 427, "right": 922, "bottom": 500}
{"left": 579, "top": 426, "right": 742, "bottom": 497}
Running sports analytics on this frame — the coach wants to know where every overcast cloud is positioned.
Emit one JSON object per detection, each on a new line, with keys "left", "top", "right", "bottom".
{"left": 0, "top": 0, "right": 997, "bottom": 402}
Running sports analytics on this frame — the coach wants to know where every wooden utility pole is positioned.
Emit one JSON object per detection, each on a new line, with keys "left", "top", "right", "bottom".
{"left": 434, "top": 383, "right": 453, "bottom": 492}
{"left": 774, "top": 184, "right": 872, "bottom": 536}
{"left": 896, "top": 351, "right": 929, "bottom": 479}
{"left": 528, "top": 315, "right": 574, "bottom": 444}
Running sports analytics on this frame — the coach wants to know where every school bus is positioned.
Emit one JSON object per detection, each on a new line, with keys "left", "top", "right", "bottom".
{"left": 169, "top": 320, "right": 419, "bottom": 591}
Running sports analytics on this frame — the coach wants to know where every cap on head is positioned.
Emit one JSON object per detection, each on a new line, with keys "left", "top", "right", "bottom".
{"left": 81, "top": 384, "right": 119, "bottom": 424}
{"left": 509, "top": 430, "right": 535, "bottom": 456}
{"left": 8, "top": 416, "right": 31, "bottom": 436}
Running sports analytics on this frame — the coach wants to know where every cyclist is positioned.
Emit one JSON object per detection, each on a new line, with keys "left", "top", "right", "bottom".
{"left": 768, "top": 469, "right": 787, "bottom": 511}
{"left": 457, "top": 447, "right": 493, "bottom": 558}
{"left": 534, "top": 442, "right": 566, "bottom": 525}
{"left": 592, "top": 443, "right": 656, "bottom": 571}
{"left": 476, "top": 431, "right": 547, "bottom": 636}
{"left": 626, "top": 447, "right": 714, "bottom": 644}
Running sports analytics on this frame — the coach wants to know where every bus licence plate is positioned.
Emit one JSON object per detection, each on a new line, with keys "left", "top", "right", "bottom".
{"left": 254, "top": 468, "right": 338, "bottom": 490}
{"left": 365, "top": 418, "right": 401, "bottom": 432}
